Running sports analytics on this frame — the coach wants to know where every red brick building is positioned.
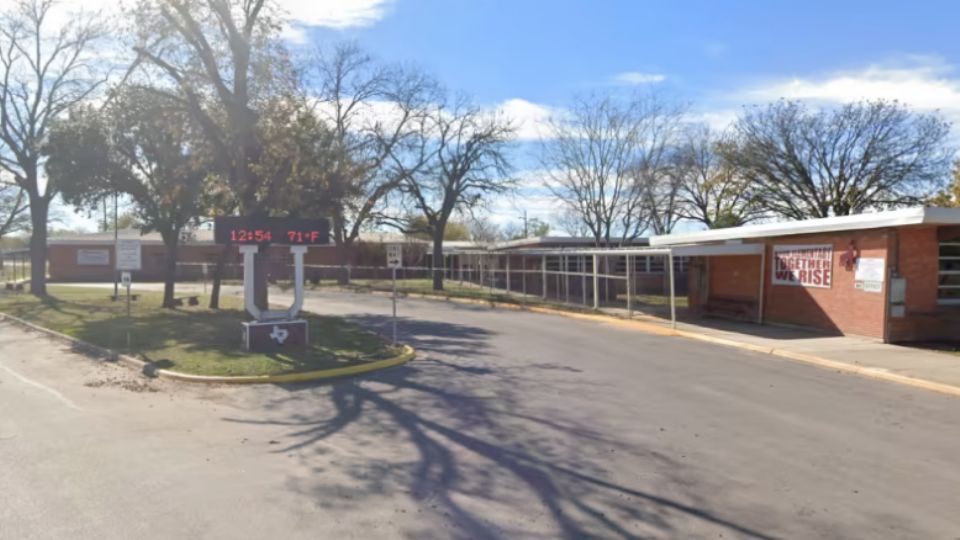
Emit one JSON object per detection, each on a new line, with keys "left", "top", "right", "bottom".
{"left": 47, "top": 229, "right": 424, "bottom": 283}
{"left": 650, "top": 207, "right": 960, "bottom": 343}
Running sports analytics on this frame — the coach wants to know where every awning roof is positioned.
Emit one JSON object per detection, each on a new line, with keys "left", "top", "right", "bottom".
{"left": 649, "top": 207, "right": 960, "bottom": 247}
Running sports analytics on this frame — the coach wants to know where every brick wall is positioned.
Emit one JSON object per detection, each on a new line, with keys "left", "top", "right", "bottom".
{"left": 762, "top": 231, "right": 890, "bottom": 339}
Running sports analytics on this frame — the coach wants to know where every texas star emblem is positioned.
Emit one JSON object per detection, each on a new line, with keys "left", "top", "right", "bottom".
{"left": 269, "top": 325, "right": 289, "bottom": 344}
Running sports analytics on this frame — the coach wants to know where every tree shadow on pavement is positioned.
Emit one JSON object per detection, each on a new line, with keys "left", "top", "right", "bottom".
{"left": 223, "top": 317, "right": 780, "bottom": 540}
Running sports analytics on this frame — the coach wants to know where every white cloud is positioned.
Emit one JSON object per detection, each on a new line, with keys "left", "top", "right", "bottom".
{"left": 735, "top": 57, "right": 960, "bottom": 122}
{"left": 278, "top": 0, "right": 392, "bottom": 31}
{"left": 495, "top": 98, "right": 558, "bottom": 141}
{"left": 612, "top": 71, "right": 666, "bottom": 85}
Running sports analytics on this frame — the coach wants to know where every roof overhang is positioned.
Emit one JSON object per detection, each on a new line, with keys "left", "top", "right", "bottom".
{"left": 649, "top": 207, "right": 960, "bottom": 247}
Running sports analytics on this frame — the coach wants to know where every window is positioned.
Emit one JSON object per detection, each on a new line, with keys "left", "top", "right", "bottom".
{"left": 938, "top": 241, "right": 960, "bottom": 304}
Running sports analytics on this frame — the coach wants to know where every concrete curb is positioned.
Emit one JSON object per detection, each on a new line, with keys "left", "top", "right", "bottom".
{"left": 0, "top": 311, "right": 416, "bottom": 385}
{"left": 329, "top": 286, "right": 960, "bottom": 399}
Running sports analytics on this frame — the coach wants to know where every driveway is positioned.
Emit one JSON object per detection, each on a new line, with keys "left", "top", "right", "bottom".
{"left": 1, "top": 288, "right": 959, "bottom": 539}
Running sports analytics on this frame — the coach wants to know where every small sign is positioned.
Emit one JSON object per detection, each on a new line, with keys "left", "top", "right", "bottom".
{"left": 386, "top": 244, "right": 403, "bottom": 269}
{"left": 121, "top": 271, "right": 131, "bottom": 287}
{"left": 854, "top": 257, "right": 885, "bottom": 293}
{"left": 77, "top": 249, "right": 110, "bottom": 266}
{"left": 772, "top": 244, "right": 833, "bottom": 288}
{"left": 115, "top": 239, "right": 142, "bottom": 271}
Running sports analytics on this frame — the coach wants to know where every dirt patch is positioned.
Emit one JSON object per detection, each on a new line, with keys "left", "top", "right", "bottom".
{"left": 85, "top": 376, "right": 159, "bottom": 393}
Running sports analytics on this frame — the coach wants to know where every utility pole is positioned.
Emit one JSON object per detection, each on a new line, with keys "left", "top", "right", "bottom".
{"left": 113, "top": 192, "right": 119, "bottom": 297}
{"left": 520, "top": 210, "right": 529, "bottom": 238}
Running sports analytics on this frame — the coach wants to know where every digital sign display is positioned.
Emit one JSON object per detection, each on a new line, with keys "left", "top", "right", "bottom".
{"left": 214, "top": 217, "right": 330, "bottom": 246}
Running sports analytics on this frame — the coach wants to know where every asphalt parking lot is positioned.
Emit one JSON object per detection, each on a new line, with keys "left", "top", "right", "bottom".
{"left": 2, "top": 289, "right": 960, "bottom": 539}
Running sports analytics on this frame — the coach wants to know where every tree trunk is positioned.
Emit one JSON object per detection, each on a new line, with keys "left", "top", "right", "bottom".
{"left": 432, "top": 233, "right": 444, "bottom": 291}
{"left": 208, "top": 244, "right": 230, "bottom": 309}
{"left": 161, "top": 232, "right": 179, "bottom": 308}
{"left": 28, "top": 194, "right": 48, "bottom": 297}
{"left": 335, "top": 239, "right": 351, "bottom": 285}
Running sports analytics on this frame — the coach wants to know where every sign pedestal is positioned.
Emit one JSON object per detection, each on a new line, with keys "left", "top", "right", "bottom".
{"left": 214, "top": 216, "right": 330, "bottom": 353}
{"left": 242, "top": 319, "right": 308, "bottom": 352}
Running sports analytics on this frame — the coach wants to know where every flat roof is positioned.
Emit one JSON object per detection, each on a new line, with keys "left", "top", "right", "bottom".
{"left": 649, "top": 207, "right": 960, "bottom": 247}
{"left": 489, "top": 236, "right": 648, "bottom": 251}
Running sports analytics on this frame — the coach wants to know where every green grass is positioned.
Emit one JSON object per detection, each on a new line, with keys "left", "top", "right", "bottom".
{"left": 0, "top": 286, "right": 400, "bottom": 377}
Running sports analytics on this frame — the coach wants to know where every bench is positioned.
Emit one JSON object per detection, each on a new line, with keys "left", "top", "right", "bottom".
{"left": 110, "top": 294, "right": 141, "bottom": 302}
{"left": 704, "top": 295, "right": 757, "bottom": 320}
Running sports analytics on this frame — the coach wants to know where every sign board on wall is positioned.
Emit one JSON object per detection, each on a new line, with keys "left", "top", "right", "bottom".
{"left": 77, "top": 249, "right": 110, "bottom": 266}
{"left": 386, "top": 244, "right": 403, "bottom": 269}
{"left": 772, "top": 244, "right": 833, "bottom": 288}
{"left": 115, "top": 240, "right": 142, "bottom": 271}
{"left": 854, "top": 257, "right": 885, "bottom": 293}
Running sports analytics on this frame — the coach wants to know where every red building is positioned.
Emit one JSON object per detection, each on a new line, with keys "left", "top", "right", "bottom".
{"left": 649, "top": 207, "right": 960, "bottom": 342}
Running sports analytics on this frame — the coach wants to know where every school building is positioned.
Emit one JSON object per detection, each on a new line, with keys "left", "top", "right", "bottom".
{"left": 649, "top": 207, "right": 960, "bottom": 343}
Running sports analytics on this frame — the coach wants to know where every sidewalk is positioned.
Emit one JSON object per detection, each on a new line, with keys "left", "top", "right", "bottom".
{"left": 626, "top": 312, "right": 960, "bottom": 395}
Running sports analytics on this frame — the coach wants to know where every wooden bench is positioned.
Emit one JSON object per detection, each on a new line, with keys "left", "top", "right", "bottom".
{"left": 110, "top": 294, "right": 141, "bottom": 302}
{"left": 704, "top": 295, "right": 757, "bottom": 320}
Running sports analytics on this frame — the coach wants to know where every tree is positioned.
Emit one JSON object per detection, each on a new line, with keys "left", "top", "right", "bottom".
{"left": 48, "top": 87, "right": 211, "bottom": 308}
{"left": 719, "top": 99, "right": 954, "bottom": 220}
{"left": 675, "top": 125, "right": 763, "bottom": 229}
{"left": 131, "top": 0, "right": 291, "bottom": 309}
{"left": 0, "top": 183, "right": 28, "bottom": 238}
{"left": 0, "top": 0, "right": 105, "bottom": 295}
{"left": 541, "top": 94, "right": 684, "bottom": 245}
{"left": 929, "top": 161, "right": 960, "bottom": 207}
{"left": 403, "top": 215, "right": 471, "bottom": 241}
{"left": 388, "top": 96, "right": 514, "bottom": 290}
{"left": 302, "top": 42, "right": 438, "bottom": 283}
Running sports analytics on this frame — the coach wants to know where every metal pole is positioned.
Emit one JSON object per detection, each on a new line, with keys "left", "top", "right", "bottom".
{"left": 581, "top": 255, "right": 586, "bottom": 306}
{"left": 592, "top": 254, "right": 599, "bottom": 310}
{"left": 113, "top": 192, "right": 119, "bottom": 298}
{"left": 506, "top": 255, "right": 511, "bottom": 295}
{"left": 392, "top": 267, "right": 397, "bottom": 345}
{"left": 757, "top": 246, "right": 766, "bottom": 324}
{"left": 668, "top": 251, "right": 676, "bottom": 329}
{"left": 626, "top": 255, "right": 633, "bottom": 317}
{"left": 564, "top": 255, "right": 570, "bottom": 304}
{"left": 522, "top": 256, "right": 527, "bottom": 296}
{"left": 541, "top": 255, "right": 547, "bottom": 299}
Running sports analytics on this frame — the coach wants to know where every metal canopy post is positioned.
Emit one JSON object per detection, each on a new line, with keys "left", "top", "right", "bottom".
{"left": 506, "top": 255, "right": 511, "bottom": 295}
{"left": 581, "top": 255, "right": 587, "bottom": 306}
{"left": 522, "top": 255, "right": 527, "bottom": 297}
{"left": 626, "top": 254, "right": 633, "bottom": 317}
{"left": 757, "top": 246, "right": 766, "bottom": 324}
{"left": 564, "top": 255, "right": 570, "bottom": 304}
{"left": 668, "top": 251, "right": 676, "bottom": 329}
{"left": 592, "top": 254, "right": 599, "bottom": 310}
{"left": 541, "top": 255, "right": 547, "bottom": 299}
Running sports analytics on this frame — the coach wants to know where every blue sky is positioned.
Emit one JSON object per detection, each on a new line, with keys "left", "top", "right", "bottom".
{"left": 286, "top": 0, "right": 960, "bottom": 232}
{"left": 61, "top": 0, "right": 960, "bottom": 233}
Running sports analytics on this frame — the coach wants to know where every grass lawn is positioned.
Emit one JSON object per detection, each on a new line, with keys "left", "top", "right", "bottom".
{"left": 0, "top": 286, "right": 401, "bottom": 377}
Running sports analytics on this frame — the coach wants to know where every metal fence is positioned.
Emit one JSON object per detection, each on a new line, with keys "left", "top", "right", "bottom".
{"left": 173, "top": 248, "right": 690, "bottom": 324}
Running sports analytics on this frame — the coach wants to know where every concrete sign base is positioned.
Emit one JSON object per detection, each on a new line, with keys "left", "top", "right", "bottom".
{"left": 242, "top": 319, "right": 308, "bottom": 352}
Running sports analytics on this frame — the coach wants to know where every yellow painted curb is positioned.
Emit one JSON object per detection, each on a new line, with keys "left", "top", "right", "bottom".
{"left": 0, "top": 311, "right": 415, "bottom": 385}
{"left": 152, "top": 345, "right": 415, "bottom": 384}
{"left": 331, "top": 287, "right": 960, "bottom": 399}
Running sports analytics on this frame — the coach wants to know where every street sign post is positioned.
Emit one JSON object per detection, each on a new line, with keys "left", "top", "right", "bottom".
{"left": 386, "top": 244, "right": 403, "bottom": 345}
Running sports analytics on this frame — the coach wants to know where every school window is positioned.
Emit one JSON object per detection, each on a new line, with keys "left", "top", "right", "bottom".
{"left": 938, "top": 240, "right": 960, "bottom": 304}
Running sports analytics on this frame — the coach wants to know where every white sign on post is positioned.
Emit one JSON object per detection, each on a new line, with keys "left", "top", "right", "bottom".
{"left": 115, "top": 239, "right": 142, "bottom": 271}
{"left": 386, "top": 244, "right": 403, "bottom": 269}
{"left": 121, "top": 271, "right": 132, "bottom": 287}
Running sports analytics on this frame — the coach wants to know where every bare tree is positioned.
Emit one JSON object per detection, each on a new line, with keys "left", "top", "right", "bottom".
{"left": 540, "top": 94, "right": 684, "bottom": 245}
{"left": 0, "top": 183, "right": 28, "bottom": 238}
{"left": 131, "top": 0, "right": 290, "bottom": 309}
{"left": 719, "top": 99, "right": 954, "bottom": 220}
{"left": 388, "top": 96, "right": 515, "bottom": 290}
{"left": 675, "top": 125, "right": 763, "bottom": 228}
{"left": 301, "top": 42, "right": 438, "bottom": 283}
{"left": 553, "top": 206, "right": 590, "bottom": 237}
{"left": 0, "top": 0, "right": 105, "bottom": 295}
